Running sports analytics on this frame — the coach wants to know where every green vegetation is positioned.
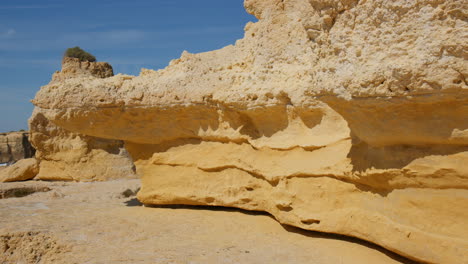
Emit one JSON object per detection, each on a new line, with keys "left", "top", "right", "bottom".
{"left": 63, "top": 46, "right": 96, "bottom": 62}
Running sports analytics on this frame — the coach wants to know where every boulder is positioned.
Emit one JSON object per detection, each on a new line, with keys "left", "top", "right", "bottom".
{"left": 0, "top": 158, "right": 39, "bottom": 182}
{"left": 29, "top": 0, "right": 467, "bottom": 263}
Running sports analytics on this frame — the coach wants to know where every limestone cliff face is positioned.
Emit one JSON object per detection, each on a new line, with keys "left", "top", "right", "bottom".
{"left": 30, "top": 0, "right": 467, "bottom": 263}
{"left": 29, "top": 59, "right": 136, "bottom": 182}
{"left": 0, "top": 131, "right": 35, "bottom": 164}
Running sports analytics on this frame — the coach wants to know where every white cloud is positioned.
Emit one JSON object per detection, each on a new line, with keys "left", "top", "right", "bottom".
{"left": 57, "top": 30, "right": 148, "bottom": 47}
{"left": 0, "top": 29, "right": 149, "bottom": 51}
{"left": 0, "top": 25, "right": 241, "bottom": 52}
{"left": 6, "top": 29, "right": 15, "bottom": 36}
{"left": 0, "top": 58, "right": 58, "bottom": 67}
{"left": 102, "top": 30, "right": 147, "bottom": 41}
{"left": 0, "top": 5, "right": 58, "bottom": 9}
{"left": 1, "top": 28, "right": 16, "bottom": 38}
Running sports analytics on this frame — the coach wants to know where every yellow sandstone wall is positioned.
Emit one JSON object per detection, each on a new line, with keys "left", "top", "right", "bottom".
{"left": 30, "top": 0, "right": 467, "bottom": 262}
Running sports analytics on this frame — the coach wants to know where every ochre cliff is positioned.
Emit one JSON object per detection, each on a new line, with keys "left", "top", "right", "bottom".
{"left": 30, "top": 0, "right": 467, "bottom": 263}
{"left": 28, "top": 57, "right": 136, "bottom": 182}
{"left": 0, "top": 131, "right": 35, "bottom": 164}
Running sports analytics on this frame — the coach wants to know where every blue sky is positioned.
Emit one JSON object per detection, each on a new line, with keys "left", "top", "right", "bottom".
{"left": 0, "top": 0, "right": 255, "bottom": 132}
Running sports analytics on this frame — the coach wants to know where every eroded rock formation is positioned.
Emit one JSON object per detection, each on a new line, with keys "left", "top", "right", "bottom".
{"left": 0, "top": 131, "right": 35, "bottom": 164}
{"left": 30, "top": 0, "right": 467, "bottom": 263}
{"left": 0, "top": 158, "right": 39, "bottom": 182}
{"left": 55, "top": 57, "right": 114, "bottom": 80}
{"left": 28, "top": 58, "right": 136, "bottom": 182}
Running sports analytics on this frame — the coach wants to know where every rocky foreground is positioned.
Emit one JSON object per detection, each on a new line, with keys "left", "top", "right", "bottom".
{"left": 1, "top": 0, "right": 466, "bottom": 263}
{"left": 0, "top": 179, "right": 415, "bottom": 264}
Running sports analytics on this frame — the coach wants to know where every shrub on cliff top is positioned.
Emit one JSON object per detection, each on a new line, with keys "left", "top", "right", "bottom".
{"left": 64, "top": 46, "right": 96, "bottom": 62}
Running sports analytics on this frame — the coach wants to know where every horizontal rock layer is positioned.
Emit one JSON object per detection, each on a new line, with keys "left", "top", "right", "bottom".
{"left": 30, "top": 0, "right": 467, "bottom": 263}
{"left": 29, "top": 108, "right": 137, "bottom": 182}
{"left": 28, "top": 57, "right": 136, "bottom": 182}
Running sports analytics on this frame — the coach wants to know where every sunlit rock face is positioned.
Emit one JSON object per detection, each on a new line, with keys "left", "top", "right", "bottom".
{"left": 29, "top": 58, "right": 136, "bottom": 182}
{"left": 0, "top": 158, "right": 39, "bottom": 182}
{"left": 0, "top": 131, "right": 35, "bottom": 164}
{"left": 31, "top": 0, "right": 467, "bottom": 263}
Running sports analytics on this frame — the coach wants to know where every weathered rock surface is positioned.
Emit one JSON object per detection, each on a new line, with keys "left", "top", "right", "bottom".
{"left": 0, "top": 158, "right": 39, "bottom": 183}
{"left": 0, "top": 179, "right": 413, "bottom": 264}
{"left": 30, "top": 0, "right": 467, "bottom": 263}
{"left": 54, "top": 57, "right": 114, "bottom": 81}
{"left": 29, "top": 59, "right": 136, "bottom": 182}
{"left": 0, "top": 131, "right": 35, "bottom": 164}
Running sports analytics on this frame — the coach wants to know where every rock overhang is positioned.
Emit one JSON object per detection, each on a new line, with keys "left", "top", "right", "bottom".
{"left": 28, "top": 0, "right": 468, "bottom": 263}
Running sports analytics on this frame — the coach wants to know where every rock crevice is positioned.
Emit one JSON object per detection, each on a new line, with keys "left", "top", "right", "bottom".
{"left": 0, "top": 131, "right": 35, "bottom": 164}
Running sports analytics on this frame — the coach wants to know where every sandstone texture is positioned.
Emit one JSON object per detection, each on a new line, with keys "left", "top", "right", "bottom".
{"left": 30, "top": 0, "right": 467, "bottom": 263}
{"left": 0, "top": 180, "right": 413, "bottom": 264}
{"left": 0, "top": 131, "right": 35, "bottom": 164}
{"left": 0, "top": 158, "right": 39, "bottom": 183}
{"left": 29, "top": 59, "right": 136, "bottom": 182}
{"left": 54, "top": 57, "right": 114, "bottom": 80}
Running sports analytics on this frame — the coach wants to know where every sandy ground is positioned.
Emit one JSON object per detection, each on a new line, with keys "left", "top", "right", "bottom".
{"left": 0, "top": 179, "right": 416, "bottom": 264}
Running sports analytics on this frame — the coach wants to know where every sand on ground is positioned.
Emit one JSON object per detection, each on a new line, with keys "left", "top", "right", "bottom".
{"left": 0, "top": 179, "right": 416, "bottom": 264}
